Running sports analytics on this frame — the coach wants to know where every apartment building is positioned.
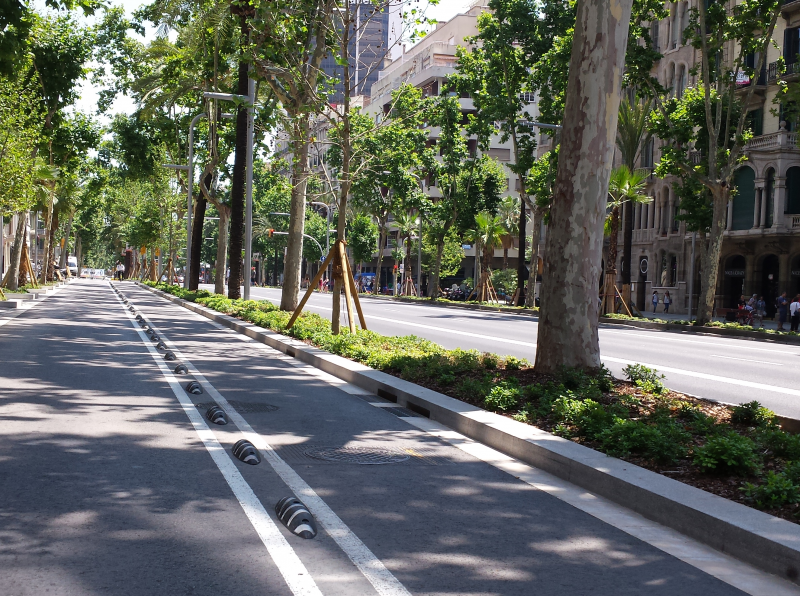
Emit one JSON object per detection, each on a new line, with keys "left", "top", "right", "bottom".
{"left": 363, "top": 1, "right": 540, "bottom": 291}
{"left": 621, "top": 2, "right": 800, "bottom": 315}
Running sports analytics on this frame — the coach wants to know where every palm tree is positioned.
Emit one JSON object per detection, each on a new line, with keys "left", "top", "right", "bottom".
{"left": 393, "top": 210, "right": 418, "bottom": 295}
{"left": 604, "top": 166, "right": 649, "bottom": 313}
{"left": 496, "top": 196, "right": 519, "bottom": 270}
{"left": 466, "top": 211, "right": 505, "bottom": 302}
{"left": 616, "top": 96, "right": 652, "bottom": 291}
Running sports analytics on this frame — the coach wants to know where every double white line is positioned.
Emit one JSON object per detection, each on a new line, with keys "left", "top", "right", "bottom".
{"left": 112, "top": 284, "right": 411, "bottom": 596}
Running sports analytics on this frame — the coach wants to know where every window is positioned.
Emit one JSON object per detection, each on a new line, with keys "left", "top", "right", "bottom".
{"left": 766, "top": 168, "right": 775, "bottom": 227}
{"left": 650, "top": 20, "right": 660, "bottom": 53}
{"left": 787, "top": 167, "right": 800, "bottom": 214}
{"left": 746, "top": 108, "right": 763, "bottom": 137}
{"left": 486, "top": 147, "right": 511, "bottom": 161}
{"left": 519, "top": 92, "right": 536, "bottom": 104}
{"left": 641, "top": 138, "right": 654, "bottom": 168}
{"left": 780, "top": 102, "right": 798, "bottom": 131}
{"left": 732, "top": 167, "right": 756, "bottom": 230}
{"left": 785, "top": 27, "right": 800, "bottom": 65}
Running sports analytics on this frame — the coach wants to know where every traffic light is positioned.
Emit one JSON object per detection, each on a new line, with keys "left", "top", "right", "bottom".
{"left": 268, "top": 229, "right": 274, "bottom": 238}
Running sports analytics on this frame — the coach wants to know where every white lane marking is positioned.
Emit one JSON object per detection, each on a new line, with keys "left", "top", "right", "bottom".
{"left": 401, "top": 417, "right": 800, "bottom": 596}
{"left": 711, "top": 354, "right": 784, "bottom": 366}
{"left": 298, "top": 302, "right": 541, "bottom": 348}
{"left": 603, "top": 356, "right": 800, "bottom": 398}
{"left": 112, "top": 286, "right": 324, "bottom": 596}
{"left": 600, "top": 328, "right": 800, "bottom": 355}
{"left": 131, "top": 291, "right": 412, "bottom": 596}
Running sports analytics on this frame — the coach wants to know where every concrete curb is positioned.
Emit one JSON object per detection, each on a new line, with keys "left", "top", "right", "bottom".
{"left": 600, "top": 316, "right": 800, "bottom": 345}
{"left": 359, "top": 293, "right": 540, "bottom": 317}
{"left": 135, "top": 281, "right": 800, "bottom": 585}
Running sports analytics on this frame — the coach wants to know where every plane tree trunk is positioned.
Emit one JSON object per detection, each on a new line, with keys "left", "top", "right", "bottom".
{"left": 534, "top": 0, "right": 632, "bottom": 373}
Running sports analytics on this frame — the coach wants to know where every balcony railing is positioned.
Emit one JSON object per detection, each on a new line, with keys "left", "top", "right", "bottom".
{"left": 792, "top": 215, "right": 800, "bottom": 229}
{"left": 744, "top": 130, "right": 799, "bottom": 151}
{"left": 769, "top": 60, "right": 800, "bottom": 82}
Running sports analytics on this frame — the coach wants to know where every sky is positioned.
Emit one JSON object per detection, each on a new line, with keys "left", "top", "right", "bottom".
{"left": 65, "top": 0, "right": 475, "bottom": 122}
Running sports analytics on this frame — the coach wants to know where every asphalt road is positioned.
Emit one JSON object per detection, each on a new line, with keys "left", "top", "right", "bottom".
{"left": 2, "top": 279, "right": 792, "bottom": 595}
{"left": 236, "top": 286, "right": 800, "bottom": 420}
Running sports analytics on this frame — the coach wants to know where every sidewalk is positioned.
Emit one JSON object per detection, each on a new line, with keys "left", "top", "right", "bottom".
{"left": 640, "top": 309, "right": 782, "bottom": 330}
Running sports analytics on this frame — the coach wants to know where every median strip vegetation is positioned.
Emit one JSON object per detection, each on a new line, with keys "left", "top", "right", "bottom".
{"left": 144, "top": 281, "right": 800, "bottom": 523}
{"left": 604, "top": 313, "right": 800, "bottom": 336}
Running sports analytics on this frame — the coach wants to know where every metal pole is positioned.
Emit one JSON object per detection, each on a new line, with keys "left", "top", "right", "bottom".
{"left": 417, "top": 217, "right": 422, "bottom": 293}
{"left": 186, "top": 112, "right": 205, "bottom": 289}
{"left": 688, "top": 231, "right": 696, "bottom": 321}
{"left": 243, "top": 72, "right": 255, "bottom": 301}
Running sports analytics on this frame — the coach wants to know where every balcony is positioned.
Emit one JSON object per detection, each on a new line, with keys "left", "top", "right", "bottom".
{"left": 768, "top": 60, "right": 800, "bottom": 82}
{"left": 781, "top": 0, "right": 800, "bottom": 17}
{"left": 744, "top": 130, "right": 800, "bottom": 151}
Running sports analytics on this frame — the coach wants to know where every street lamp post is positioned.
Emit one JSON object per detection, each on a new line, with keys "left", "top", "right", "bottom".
{"left": 164, "top": 112, "right": 233, "bottom": 289}
{"left": 204, "top": 85, "right": 256, "bottom": 300}
{"left": 416, "top": 216, "right": 422, "bottom": 294}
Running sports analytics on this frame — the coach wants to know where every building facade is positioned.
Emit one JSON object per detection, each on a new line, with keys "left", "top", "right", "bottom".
{"left": 364, "top": 2, "right": 541, "bottom": 291}
{"left": 619, "top": 2, "right": 800, "bottom": 315}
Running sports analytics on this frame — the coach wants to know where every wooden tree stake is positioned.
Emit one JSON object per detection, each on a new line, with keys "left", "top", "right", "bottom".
{"left": 339, "top": 242, "right": 356, "bottom": 334}
{"left": 286, "top": 244, "right": 338, "bottom": 329}
{"left": 343, "top": 250, "right": 367, "bottom": 331}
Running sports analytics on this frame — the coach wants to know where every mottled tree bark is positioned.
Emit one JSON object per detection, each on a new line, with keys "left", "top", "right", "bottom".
{"left": 696, "top": 187, "right": 728, "bottom": 325}
{"left": 5, "top": 212, "right": 27, "bottom": 291}
{"left": 534, "top": 0, "right": 632, "bottom": 373}
{"left": 281, "top": 118, "right": 310, "bottom": 312}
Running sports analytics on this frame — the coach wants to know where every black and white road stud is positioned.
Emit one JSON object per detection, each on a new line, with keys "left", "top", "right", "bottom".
{"left": 163, "top": 350, "right": 177, "bottom": 361}
{"left": 275, "top": 497, "right": 317, "bottom": 539}
{"left": 173, "top": 364, "right": 188, "bottom": 375}
{"left": 205, "top": 405, "right": 228, "bottom": 425}
{"left": 185, "top": 380, "right": 203, "bottom": 394}
{"left": 232, "top": 439, "right": 260, "bottom": 465}
{"left": 156, "top": 341, "right": 167, "bottom": 351}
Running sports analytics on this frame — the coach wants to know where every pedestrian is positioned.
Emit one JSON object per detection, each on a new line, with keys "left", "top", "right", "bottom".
{"left": 790, "top": 295, "right": 800, "bottom": 333}
{"left": 651, "top": 290, "right": 659, "bottom": 313}
{"left": 663, "top": 291, "right": 672, "bottom": 313}
{"left": 115, "top": 261, "right": 124, "bottom": 281}
{"left": 755, "top": 295, "right": 766, "bottom": 328}
{"left": 776, "top": 291, "right": 789, "bottom": 331}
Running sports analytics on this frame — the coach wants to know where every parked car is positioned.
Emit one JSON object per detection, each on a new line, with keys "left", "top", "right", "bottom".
{"left": 67, "top": 256, "right": 78, "bottom": 277}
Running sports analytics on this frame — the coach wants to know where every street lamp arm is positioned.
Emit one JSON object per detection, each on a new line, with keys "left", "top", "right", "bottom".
{"left": 269, "top": 231, "right": 324, "bottom": 256}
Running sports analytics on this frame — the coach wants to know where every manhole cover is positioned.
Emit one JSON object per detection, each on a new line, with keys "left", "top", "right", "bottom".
{"left": 303, "top": 446, "right": 410, "bottom": 465}
{"left": 227, "top": 400, "right": 279, "bottom": 414}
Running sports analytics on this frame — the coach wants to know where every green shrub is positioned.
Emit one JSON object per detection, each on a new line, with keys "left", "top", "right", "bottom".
{"left": 754, "top": 426, "right": 800, "bottom": 459}
{"left": 693, "top": 433, "right": 760, "bottom": 475}
{"left": 484, "top": 380, "right": 521, "bottom": 412}
{"left": 504, "top": 356, "right": 529, "bottom": 370}
{"left": 481, "top": 352, "right": 499, "bottom": 370}
{"left": 622, "top": 364, "right": 668, "bottom": 395}
{"left": 551, "top": 395, "right": 617, "bottom": 440}
{"left": 742, "top": 471, "right": 800, "bottom": 509}
{"left": 599, "top": 419, "right": 690, "bottom": 464}
{"left": 731, "top": 401, "right": 775, "bottom": 427}
{"left": 456, "top": 377, "right": 493, "bottom": 402}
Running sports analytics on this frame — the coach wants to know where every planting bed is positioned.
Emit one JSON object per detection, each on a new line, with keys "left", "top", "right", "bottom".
{"left": 144, "top": 281, "right": 800, "bottom": 524}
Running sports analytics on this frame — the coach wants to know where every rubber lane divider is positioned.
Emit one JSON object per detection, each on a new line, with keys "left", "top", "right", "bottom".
{"left": 137, "top": 281, "right": 800, "bottom": 586}
{"left": 122, "top": 285, "right": 414, "bottom": 596}
{"left": 110, "top": 284, "right": 325, "bottom": 596}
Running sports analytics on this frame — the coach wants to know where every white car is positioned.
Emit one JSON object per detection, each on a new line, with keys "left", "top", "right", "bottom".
{"left": 67, "top": 256, "right": 78, "bottom": 277}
